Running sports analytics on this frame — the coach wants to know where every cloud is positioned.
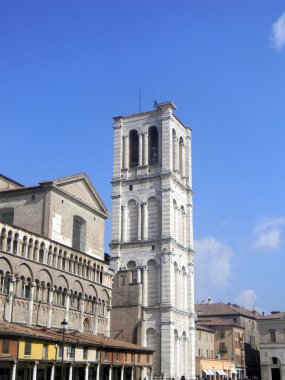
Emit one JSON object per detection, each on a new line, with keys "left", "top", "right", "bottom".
{"left": 251, "top": 217, "right": 285, "bottom": 251}
{"left": 195, "top": 237, "right": 233, "bottom": 301}
{"left": 271, "top": 11, "right": 285, "bottom": 51}
{"left": 235, "top": 289, "right": 257, "bottom": 310}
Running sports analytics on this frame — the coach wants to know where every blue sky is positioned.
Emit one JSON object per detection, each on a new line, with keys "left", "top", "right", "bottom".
{"left": 1, "top": 1, "right": 285, "bottom": 314}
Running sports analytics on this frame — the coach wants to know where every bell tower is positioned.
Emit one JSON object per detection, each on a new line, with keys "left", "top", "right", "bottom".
{"left": 110, "top": 101, "right": 195, "bottom": 379}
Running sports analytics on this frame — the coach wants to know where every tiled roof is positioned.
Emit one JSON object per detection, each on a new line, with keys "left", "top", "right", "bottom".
{"left": 197, "top": 317, "right": 244, "bottom": 328}
{"left": 195, "top": 303, "right": 260, "bottom": 319}
{"left": 0, "top": 321, "right": 153, "bottom": 352}
{"left": 257, "top": 312, "right": 285, "bottom": 320}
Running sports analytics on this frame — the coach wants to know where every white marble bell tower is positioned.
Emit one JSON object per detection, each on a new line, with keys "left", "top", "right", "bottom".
{"left": 110, "top": 101, "right": 195, "bottom": 379}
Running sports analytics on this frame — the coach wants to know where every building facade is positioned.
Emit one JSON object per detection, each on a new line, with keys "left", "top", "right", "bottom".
{"left": 0, "top": 173, "right": 113, "bottom": 333}
{"left": 0, "top": 320, "right": 153, "bottom": 380}
{"left": 110, "top": 102, "right": 195, "bottom": 379}
{"left": 196, "top": 318, "right": 245, "bottom": 379}
{"left": 258, "top": 311, "right": 285, "bottom": 380}
{"left": 196, "top": 302, "right": 260, "bottom": 379}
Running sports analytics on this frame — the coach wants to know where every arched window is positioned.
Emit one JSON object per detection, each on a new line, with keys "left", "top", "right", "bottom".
{"left": 148, "top": 197, "right": 159, "bottom": 240}
{"left": 128, "top": 200, "right": 138, "bottom": 241}
{"left": 149, "top": 126, "right": 159, "bottom": 165}
{"left": 173, "top": 200, "right": 178, "bottom": 240}
{"left": 179, "top": 136, "right": 184, "bottom": 173}
{"left": 180, "top": 206, "right": 186, "bottom": 245}
{"left": 72, "top": 216, "right": 86, "bottom": 252}
{"left": 129, "top": 130, "right": 139, "bottom": 168}
{"left": 83, "top": 318, "right": 91, "bottom": 333}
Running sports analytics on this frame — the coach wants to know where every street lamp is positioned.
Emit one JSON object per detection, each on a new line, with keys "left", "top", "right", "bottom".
{"left": 61, "top": 319, "right": 68, "bottom": 379}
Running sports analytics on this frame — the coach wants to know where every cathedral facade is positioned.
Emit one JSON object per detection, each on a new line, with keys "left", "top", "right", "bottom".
{"left": 110, "top": 102, "right": 195, "bottom": 379}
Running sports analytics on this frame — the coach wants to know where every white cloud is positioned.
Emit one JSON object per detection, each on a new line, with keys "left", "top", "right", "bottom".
{"left": 251, "top": 217, "right": 285, "bottom": 251}
{"left": 195, "top": 237, "right": 233, "bottom": 302}
{"left": 271, "top": 11, "right": 285, "bottom": 51}
{"left": 235, "top": 289, "right": 257, "bottom": 310}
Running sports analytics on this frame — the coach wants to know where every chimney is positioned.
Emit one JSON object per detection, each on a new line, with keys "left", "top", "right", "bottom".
{"left": 208, "top": 298, "right": 212, "bottom": 304}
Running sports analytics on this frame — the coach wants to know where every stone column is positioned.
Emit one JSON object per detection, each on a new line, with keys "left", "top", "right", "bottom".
{"left": 144, "top": 132, "right": 149, "bottom": 166}
{"left": 93, "top": 303, "right": 98, "bottom": 335}
{"left": 6, "top": 276, "right": 15, "bottom": 322}
{"left": 11, "top": 360, "right": 17, "bottom": 380}
{"left": 65, "top": 291, "right": 70, "bottom": 324}
{"left": 174, "top": 138, "right": 179, "bottom": 171}
{"left": 47, "top": 288, "right": 54, "bottom": 328}
{"left": 137, "top": 203, "right": 142, "bottom": 241}
{"left": 120, "top": 366, "right": 125, "bottom": 380}
{"left": 32, "top": 361, "right": 38, "bottom": 380}
{"left": 139, "top": 133, "right": 143, "bottom": 166}
{"left": 137, "top": 267, "right": 141, "bottom": 284}
{"left": 69, "top": 363, "right": 73, "bottom": 380}
{"left": 123, "top": 136, "right": 129, "bottom": 170}
{"left": 27, "top": 282, "right": 35, "bottom": 326}
{"left": 85, "top": 362, "right": 90, "bottom": 380}
{"left": 109, "top": 365, "right": 113, "bottom": 380}
{"left": 106, "top": 305, "right": 111, "bottom": 337}
{"left": 79, "top": 296, "right": 85, "bottom": 332}
{"left": 50, "top": 362, "right": 55, "bottom": 380}
{"left": 96, "top": 363, "right": 101, "bottom": 380}
{"left": 122, "top": 206, "right": 128, "bottom": 242}
{"left": 142, "top": 203, "right": 148, "bottom": 240}
{"left": 142, "top": 267, "right": 148, "bottom": 306}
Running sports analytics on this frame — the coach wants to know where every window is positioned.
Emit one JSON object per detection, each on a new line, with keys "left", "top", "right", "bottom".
{"left": 198, "top": 330, "right": 201, "bottom": 340}
{"left": 83, "top": 347, "right": 88, "bottom": 360}
{"left": 220, "top": 330, "right": 225, "bottom": 338}
{"left": 149, "top": 126, "right": 159, "bottom": 165}
{"left": 69, "top": 347, "right": 75, "bottom": 359}
{"left": 96, "top": 350, "right": 100, "bottom": 361}
{"left": 72, "top": 216, "right": 86, "bottom": 252}
{"left": 58, "top": 346, "right": 63, "bottom": 359}
{"left": 129, "top": 185, "right": 133, "bottom": 191}
{"left": 233, "top": 318, "right": 238, "bottom": 324}
{"left": 0, "top": 208, "right": 14, "bottom": 224}
{"left": 2, "top": 340, "right": 9, "bottom": 354}
{"left": 198, "top": 349, "right": 202, "bottom": 357}
{"left": 147, "top": 354, "right": 150, "bottom": 364}
{"left": 138, "top": 353, "right": 141, "bottom": 363}
{"left": 24, "top": 342, "right": 31, "bottom": 356}
{"left": 219, "top": 342, "right": 227, "bottom": 352}
{"left": 129, "top": 130, "right": 139, "bottom": 168}
{"left": 250, "top": 335, "right": 255, "bottom": 346}
{"left": 116, "top": 352, "right": 119, "bottom": 362}
{"left": 270, "top": 330, "right": 276, "bottom": 343}
{"left": 124, "top": 352, "right": 127, "bottom": 362}
{"left": 42, "top": 344, "right": 48, "bottom": 359}
{"left": 272, "top": 357, "right": 278, "bottom": 365}
{"left": 131, "top": 353, "right": 135, "bottom": 363}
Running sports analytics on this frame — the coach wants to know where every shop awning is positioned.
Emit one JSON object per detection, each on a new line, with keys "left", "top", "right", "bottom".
{"left": 208, "top": 370, "right": 215, "bottom": 375}
{"left": 231, "top": 369, "right": 238, "bottom": 374}
{"left": 216, "top": 370, "right": 227, "bottom": 375}
{"left": 203, "top": 369, "right": 211, "bottom": 375}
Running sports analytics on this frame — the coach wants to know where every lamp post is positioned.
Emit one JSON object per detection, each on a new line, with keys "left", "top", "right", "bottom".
{"left": 61, "top": 319, "right": 68, "bottom": 380}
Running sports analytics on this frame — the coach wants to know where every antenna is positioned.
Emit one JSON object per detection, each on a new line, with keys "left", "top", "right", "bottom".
{"left": 139, "top": 89, "right": 141, "bottom": 112}
{"left": 153, "top": 88, "right": 157, "bottom": 109}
